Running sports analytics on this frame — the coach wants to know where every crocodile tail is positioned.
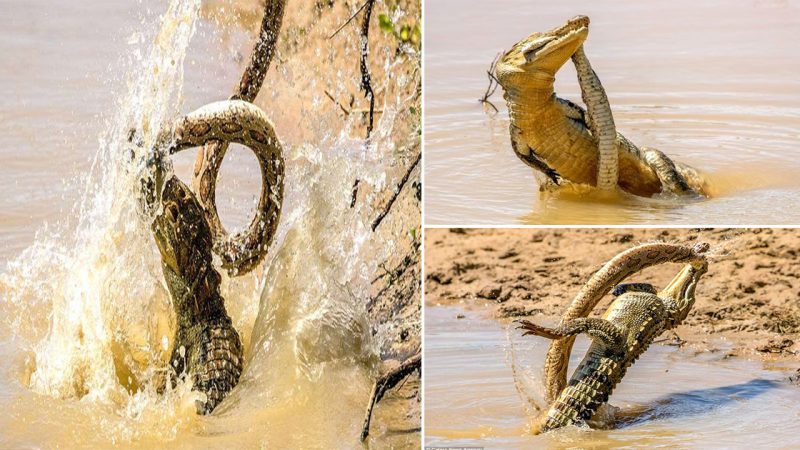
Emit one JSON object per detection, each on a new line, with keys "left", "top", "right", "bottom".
{"left": 539, "top": 351, "right": 622, "bottom": 432}
{"left": 192, "top": 317, "right": 244, "bottom": 414}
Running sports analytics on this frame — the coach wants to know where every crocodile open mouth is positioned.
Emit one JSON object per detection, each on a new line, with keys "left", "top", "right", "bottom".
{"left": 660, "top": 258, "right": 708, "bottom": 302}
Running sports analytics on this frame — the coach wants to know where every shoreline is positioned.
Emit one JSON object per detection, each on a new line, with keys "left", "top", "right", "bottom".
{"left": 425, "top": 228, "right": 800, "bottom": 365}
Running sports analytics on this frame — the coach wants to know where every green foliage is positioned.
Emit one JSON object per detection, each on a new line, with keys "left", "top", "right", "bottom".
{"left": 377, "top": 13, "right": 421, "bottom": 50}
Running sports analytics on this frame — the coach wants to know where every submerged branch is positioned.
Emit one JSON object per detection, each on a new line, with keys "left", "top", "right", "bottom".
{"left": 371, "top": 151, "right": 421, "bottom": 231}
{"left": 479, "top": 52, "right": 502, "bottom": 113}
{"left": 360, "top": 353, "right": 422, "bottom": 441}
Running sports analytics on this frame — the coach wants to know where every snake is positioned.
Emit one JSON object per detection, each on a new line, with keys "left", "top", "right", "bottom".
{"left": 160, "top": 99, "right": 285, "bottom": 276}
{"left": 189, "top": 0, "right": 287, "bottom": 276}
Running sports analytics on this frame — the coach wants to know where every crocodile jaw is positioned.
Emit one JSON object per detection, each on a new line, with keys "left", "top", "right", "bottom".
{"left": 659, "top": 259, "right": 708, "bottom": 327}
{"left": 495, "top": 16, "right": 589, "bottom": 91}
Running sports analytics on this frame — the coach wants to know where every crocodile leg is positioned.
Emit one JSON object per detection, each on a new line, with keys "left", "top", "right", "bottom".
{"left": 641, "top": 147, "right": 697, "bottom": 196}
{"left": 510, "top": 124, "right": 562, "bottom": 185}
{"left": 571, "top": 46, "right": 617, "bottom": 190}
{"left": 517, "top": 318, "right": 625, "bottom": 354}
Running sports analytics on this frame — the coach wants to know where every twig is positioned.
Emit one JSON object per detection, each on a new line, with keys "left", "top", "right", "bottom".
{"left": 328, "top": 0, "right": 370, "bottom": 39}
{"left": 324, "top": 89, "right": 351, "bottom": 115}
{"left": 350, "top": 179, "right": 360, "bottom": 208}
{"left": 360, "top": 353, "right": 422, "bottom": 441}
{"left": 653, "top": 331, "right": 686, "bottom": 347}
{"left": 479, "top": 52, "right": 502, "bottom": 113}
{"left": 327, "top": 0, "right": 377, "bottom": 136}
{"left": 371, "top": 151, "right": 421, "bottom": 231}
{"left": 360, "top": 0, "right": 376, "bottom": 137}
{"left": 324, "top": 90, "right": 384, "bottom": 116}
{"left": 352, "top": 108, "right": 384, "bottom": 114}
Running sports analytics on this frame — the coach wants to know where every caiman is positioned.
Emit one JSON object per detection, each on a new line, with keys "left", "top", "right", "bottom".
{"left": 137, "top": 0, "right": 286, "bottom": 413}
{"left": 151, "top": 175, "right": 245, "bottom": 413}
{"left": 494, "top": 15, "right": 709, "bottom": 197}
{"left": 516, "top": 242, "right": 710, "bottom": 432}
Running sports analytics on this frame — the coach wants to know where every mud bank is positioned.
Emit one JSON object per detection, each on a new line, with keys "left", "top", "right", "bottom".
{"left": 425, "top": 228, "right": 800, "bottom": 363}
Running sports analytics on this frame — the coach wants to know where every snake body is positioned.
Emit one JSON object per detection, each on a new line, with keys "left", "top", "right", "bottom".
{"left": 191, "top": 0, "right": 286, "bottom": 277}
{"left": 571, "top": 46, "right": 617, "bottom": 191}
{"left": 164, "top": 100, "right": 285, "bottom": 275}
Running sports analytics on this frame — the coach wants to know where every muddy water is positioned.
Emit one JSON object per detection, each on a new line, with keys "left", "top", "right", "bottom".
{"left": 0, "top": 0, "right": 418, "bottom": 447}
{"left": 425, "top": 307, "right": 800, "bottom": 448}
{"left": 424, "top": 0, "right": 800, "bottom": 225}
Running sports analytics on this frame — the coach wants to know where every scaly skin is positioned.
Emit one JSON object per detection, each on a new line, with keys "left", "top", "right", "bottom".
{"left": 140, "top": 1, "right": 285, "bottom": 414}
{"left": 571, "top": 46, "right": 617, "bottom": 190}
{"left": 495, "top": 15, "right": 709, "bottom": 197}
{"left": 541, "top": 242, "right": 710, "bottom": 404}
{"left": 163, "top": 99, "right": 285, "bottom": 276}
{"left": 518, "top": 260, "right": 708, "bottom": 432}
{"left": 152, "top": 177, "right": 243, "bottom": 414}
{"left": 192, "top": 0, "right": 287, "bottom": 274}
{"left": 146, "top": 99, "right": 282, "bottom": 414}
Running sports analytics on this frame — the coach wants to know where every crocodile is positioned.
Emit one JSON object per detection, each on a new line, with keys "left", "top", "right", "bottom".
{"left": 516, "top": 243, "right": 709, "bottom": 433}
{"left": 152, "top": 175, "right": 244, "bottom": 414}
{"left": 494, "top": 15, "right": 709, "bottom": 197}
{"left": 137, "top": 0, "right": 286, "bottom": 413}
{"left": 539, "top": 242, "right": 710, "bottom": 404}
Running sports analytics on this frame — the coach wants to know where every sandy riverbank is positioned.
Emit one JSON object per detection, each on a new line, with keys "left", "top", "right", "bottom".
{"left": 425, "top": 228, "right": 800, "bottom": 364}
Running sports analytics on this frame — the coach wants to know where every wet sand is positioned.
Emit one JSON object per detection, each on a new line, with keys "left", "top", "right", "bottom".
{"left": 425, "top": 228, "right": 800, "bottom": 361}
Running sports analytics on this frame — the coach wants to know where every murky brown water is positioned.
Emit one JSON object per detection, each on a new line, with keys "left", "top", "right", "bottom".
{"left": 425, "top": 307, "right": 800, "bottom": 448}
{"left": 424, "top": 0, "right": 800, "bottom": 225}
{"left": 0, "top": 0, "right": 419, "bottom": 447}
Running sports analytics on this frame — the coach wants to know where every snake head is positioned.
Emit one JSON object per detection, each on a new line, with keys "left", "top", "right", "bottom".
{"left": 659, "top": 258, "right": 709, "bottom": 328}
{"left": 151, "top": 177, "right": 212, "bottom": 278}
{"left": 496, "top": 15, "right": 589, "bottom": 88}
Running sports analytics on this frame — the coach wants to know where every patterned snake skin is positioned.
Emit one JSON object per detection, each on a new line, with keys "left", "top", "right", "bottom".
{"left": 163, "top": 100, "right": 285, "bottom": 275}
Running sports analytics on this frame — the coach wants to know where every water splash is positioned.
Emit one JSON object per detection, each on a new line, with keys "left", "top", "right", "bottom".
{"left": 0, "top": 0, "right": 418, "bottom": 446}
{"left": 1, "top": 0, "right": 201, "bottom": 405}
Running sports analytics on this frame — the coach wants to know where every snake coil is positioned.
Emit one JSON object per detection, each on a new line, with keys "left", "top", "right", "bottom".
{"left": 164, "top": 0, "right": 287, "bottom": 277}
